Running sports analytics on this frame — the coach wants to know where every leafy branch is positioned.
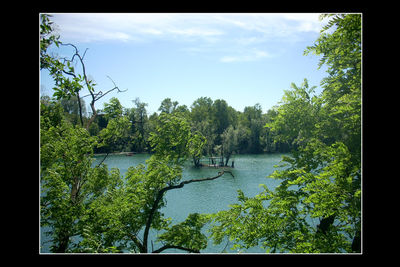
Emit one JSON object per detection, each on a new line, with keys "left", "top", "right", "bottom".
{"left": 141, "top": 170, "right": 234, "bottom": 253}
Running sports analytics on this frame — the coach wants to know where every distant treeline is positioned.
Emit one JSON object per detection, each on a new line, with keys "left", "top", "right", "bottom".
{"left": 40, "top": 95, "right": 293, "bottom": 156}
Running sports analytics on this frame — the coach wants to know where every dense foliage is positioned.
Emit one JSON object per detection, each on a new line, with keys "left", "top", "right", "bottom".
{"left": 41, "top": 99, "right": 220, "bottom": 252}
{"left": 40, "top": 13, "right": 361, "bottom": 253}
{"left": 54, "top": 94, "right": 290, "bottom": 157}
{"left": 40, "top": 14, "right": 228, "bottom": 253}
{"left": 207, "top": 14, "right": 361, "bottom": 253}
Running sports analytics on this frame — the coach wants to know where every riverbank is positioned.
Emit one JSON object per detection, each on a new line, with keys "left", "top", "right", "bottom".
{"left": 94, "top": 151, "right": 143, "bottom": 157}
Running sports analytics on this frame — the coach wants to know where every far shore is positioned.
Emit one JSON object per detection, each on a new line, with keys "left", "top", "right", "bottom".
{"left": 93, "top": 151, "right": 147, "bottom": 157}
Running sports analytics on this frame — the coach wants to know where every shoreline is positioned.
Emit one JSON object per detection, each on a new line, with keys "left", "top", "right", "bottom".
{"left": 93, "top": 151, "right": 286, "bottom": 157}
{"left": 93, "top": 151, "right": 147, "bottom": 157}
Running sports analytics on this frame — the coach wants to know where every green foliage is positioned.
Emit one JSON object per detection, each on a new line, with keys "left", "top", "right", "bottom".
{"left": 207, "top": 14, "right": 361, "bottom": 253}
{"left": 41, "top": 13, "right": 361, "bottom": 254}
{"left": 40, "top": 101, "right": 122, "bottom": 252}
{"left": 40, "top": 14, "right": 60, "bottom": 70}
{"left": 304, "top": 13, "right": 361, "bottom": 157}
{"left": 148, "top": 113, "right": 192, "bottom": 163}
{"left": 221, "top": 125, "right": 238, "bottom": 166}
{"left": 189, "top": 132, "right": 207, "bottom": 167}
{"left": 190, "top": 97, "right": 217, "bottom": 156}
{"left": 41, "top": 15, "right": 217, "bottom": 253}
{"left": 265, "top": 78, "right": 320, "bottom": 147}
{"left": 97, "top": 116, "right": 131, "bottom": 152}
{"left": 102, "top": 97, "right": 123, "bottom": 120}
{"left": 212, "top": 99, "right": 236, "bottom": 144}
{"left": 148, "top": 112, "right": 206, "bottom": 166}
{"left": 239, "top": 104, "right": 264, "bottom": 153}
{"left": 40, "top": 97, "right": 64, "bottom": 131}
{"left": 158, "top": 97, "right": 179, "bottom": 114}
{"left": 127, "top": 98, "right": 149, "bottom": 152}
{"left": 41, "top": 101, "right": 210, "bottom": 253}
{"left": 157, "top": 213, "right": 208, "bottom": 251}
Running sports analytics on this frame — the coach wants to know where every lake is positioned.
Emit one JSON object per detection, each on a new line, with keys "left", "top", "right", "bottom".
{"left": 40, "top": 153, "right": 288, "bottom": 253}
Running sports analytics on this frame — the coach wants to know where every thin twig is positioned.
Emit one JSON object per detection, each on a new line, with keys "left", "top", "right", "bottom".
{"left": 96, "top": 152, "right": 110, "bottom": 167}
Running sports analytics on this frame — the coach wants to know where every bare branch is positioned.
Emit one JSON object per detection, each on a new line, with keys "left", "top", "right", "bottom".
{"left": 142, "top": 170, "right": 233, "bottom": 253}
{"left": 94, "top": 85, "right": 127, "bottom": 102}
{"left": 61, "top": 69, "right": 76, "bottom": 77}
{"left": 152, "top": 245, "right": 199, "bottom": 253}
{"left": 58, "top": 42, "right": 127, "bottom": 130}
{"left": 82, "top": 48, "right": 89, "bottom": 60}
{"left": 107, "top": 75, "right": 117, "bottom": 88}
{"left": 96, "top": 152, "right": 110, "bottom": 167}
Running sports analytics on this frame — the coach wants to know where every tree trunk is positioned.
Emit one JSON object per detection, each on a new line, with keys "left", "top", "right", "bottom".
{"left": 193, "top": 156, "right": 201, "bottom": 167}
{"left": 54, "top": 229, "right": 70, "bottom": 253}
{"left": 76, "top": 92, "right": 84, "bottom": 127}
{"left": 316, "top": 215, "right": 335, "bottom": 235}
{"left": 70, "top": 176, "right": 80, "bottom": 203}
{"left": 224, "top": 154, "right": 231, "bottom": 166}
{"left": 86, "top": 101, "right": 97, "bottom": 130}
{"left": 351, "top": 229, "right": 361, "bottom": 252}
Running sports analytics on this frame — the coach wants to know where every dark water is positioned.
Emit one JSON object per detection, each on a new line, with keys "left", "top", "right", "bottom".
{"left": 40, "top": 153, "right": 287, "bottom": 253}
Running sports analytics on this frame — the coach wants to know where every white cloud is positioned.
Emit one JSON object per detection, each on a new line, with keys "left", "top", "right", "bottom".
{"left": 51, "top": 13, "right": 226, "bottom": 43}
{"left": 220, "top": 49, "right": 272, "bottom": 63}
{"left": 49, "top": 13, "right": 324, "bottom": 62}
{"left": 50, "top": 13, "right": 323, "bottom": 43}
{"left": 168, "top": 28, "right": 223, "bottom": 37}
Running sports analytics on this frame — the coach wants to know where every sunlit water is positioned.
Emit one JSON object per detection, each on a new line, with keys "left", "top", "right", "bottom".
{"left": 40, "top": 153, "right": 288, "bottom": 253}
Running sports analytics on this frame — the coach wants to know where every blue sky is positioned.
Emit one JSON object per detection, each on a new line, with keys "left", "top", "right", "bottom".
{"left": 40, "top": 13, "right": 330, "bottom": 114}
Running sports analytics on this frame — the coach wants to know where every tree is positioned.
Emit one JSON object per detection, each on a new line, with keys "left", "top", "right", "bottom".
{"left": 127, "top": 98, "right": 149, "bottom": 152}
{"left": 207, "top": 14, "right": 361, "bottom": 253}
{"left": 262, "top": 108, "right": 279, "bottom": 152}
{"left": 77, "top": 113, "right": 230, "bottom": 253}
{"left": 40, "top": 14, "right": 126, "bottom": 130}
{"left": 40, "top": 14, "right": 61, "bottom": 71}
{"left": 212, "top": 99, "right": 229, "bottom": 138}
{"left": 304, "top": 13, "right": 361, "bottom": 159}
{"left": 158, "top": 97, "right": 179, "bottom": 114}
{"left": 239, "top": 104, "right": 264, "bottom": 153}
{"left": 102, "top": 97, "right": 123, "bottom": 120}
{"left": 190, "top": 97, "right": 213, "bottom": 124}
{"left": 221, "top": 125, "right": 238, "bottom": 166}
{"left": 41, "top": 97, "right": 231, "bottom": 253}
{"left": 40, "top": 99, "right": 122, "bottom": 252}
{"left": 189, "top": 132, "right": 207, "bottom": 167}
{"left": 59, "top": 95, "right": 87, "bottom": 126}
{"left": 97, "top": 116, "right": 132, "bottom": 153}
{"left": 266, "top": 79, "right": 320, "bottom": 150}
{"left": 190, "top": 97, "right": 216, "bottom": 156}
{"left": 212, "top": 99, "right": 237, "bottom": 146}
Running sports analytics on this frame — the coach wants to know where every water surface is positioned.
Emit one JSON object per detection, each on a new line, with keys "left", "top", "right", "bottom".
{"left": 95, "top": 153, "right": 286, "bottom": 253}
{"left": 41, "top": 153, "right": 287, "bottom": 253}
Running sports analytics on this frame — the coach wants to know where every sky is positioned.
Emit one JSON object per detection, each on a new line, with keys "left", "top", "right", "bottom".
{"left": 40, "top": 13, "right": 331, "bottom": 115}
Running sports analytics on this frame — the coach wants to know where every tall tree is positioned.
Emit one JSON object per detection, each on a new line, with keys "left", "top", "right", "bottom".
{"left": 207, "top": 14, "right": 361, "bottom": 253}
{"left": 212, "top": 99, "right": 237, "bottom": 146}
{"left": 304, "top": 13, "right": 361, "bottom": 159}
{"left": 221, "top": 125, "right": 238, "bottom": 166}
{"left": 158, "top": 98, "right": 179, "bottom": 114}
{"left": 40, "top": 14, "right": 126, "bottom": 129}
{"left": 241, "top": 104, "right": 264, "bottom": 153}
{"left": 190, "top": 97, "right": 216, "bottom": 156}
{"left": 78, "top": 113, "right": 230, "bottom": 253}
{"left": 40, "top": 99, "right": 122, "bottom": 252}
{"left": 127, "top": 98, "right": 149, "bottom": 152}
{"left": 102, "top": 97, "right": 123, "bottom": 120}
